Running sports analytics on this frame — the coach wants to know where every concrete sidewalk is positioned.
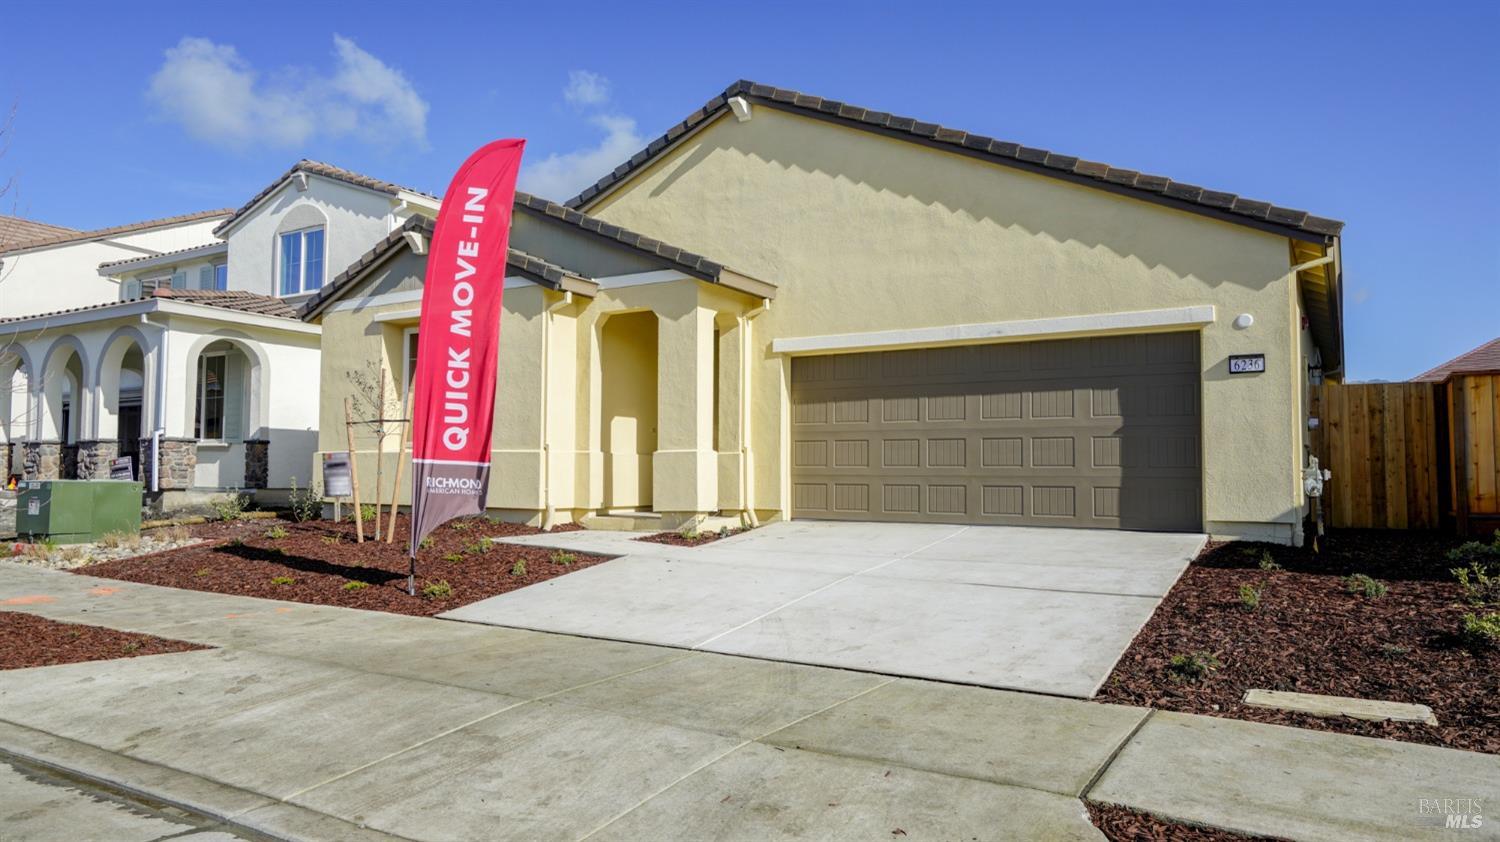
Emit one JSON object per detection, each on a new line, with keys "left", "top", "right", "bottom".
{"left": 1, "top": 562, "right": 1497, "bottom": 841}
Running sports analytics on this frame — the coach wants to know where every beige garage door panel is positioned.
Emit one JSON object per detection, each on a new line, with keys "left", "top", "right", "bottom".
{"left": 789, "top": 333, "right": 1203, "bottom": 531}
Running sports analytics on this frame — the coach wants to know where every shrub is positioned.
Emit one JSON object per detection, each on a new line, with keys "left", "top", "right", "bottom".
{"left": 194, "top": 568, "right": 211, "bottom": 578}
{"left": 418, "top": 536, "right": 435, "bottom": 551}
{"left": 287, "top": 477, "right": 322, "bottom": 523}
{"left": 1167, "top": 652, "right": 1221, "bottom": 683}
{"left": 421, "top": 580, "right": 453, "bottom": 600}
{"left": 1447, "top": 532, "right": 1500, "bottom": 566}
{"left": 265, "top": 525, "right": 288, "bottom": 540}
{"left": 342, "top": 580, "right": 370, "bottom": 591}
{"left": 1238, "top": 583, "right": 1263, "bottom": 611}
{"left": 350, "top": 503, "right": 377, "bottom": 524}
{"left": 1460, "top": 612, "right": 1500, "bottom": 648}
{"left": 270, "top": 576, "right": 295, "bottom": 586}
{"left": 211, "top": 492, "right": 247, "bottom": 522}
{"left": 1257, "top": 551, "right": 1282, "bottom": 572}
{"left": 678, "top": 525, "right": 700, "bottom": 540}
{"left": 550, "top": 550, "right": 576, "bottom": 565}
{"left": 451, "top": 520, "right": 471, "bottom": 531}
{"left": 463, "top": 538, "right": 492, "bottom": 555}
{"left": 511, "top": 559, "right": 526, "bottom": 577}
{"left": 162, "top": 526, "right": 192, "bottom": 544}
{"left": 321, "top": 534, "right": 343, "bottom": 546}
{"left": 1344, "top": 573, "right": 1387, "bottom": 599}
{"left": 1452, "top": 562, "right": 1499, "bottom": 607}
{"left": 442, "top": 552, "right": 464, "bottom": 563}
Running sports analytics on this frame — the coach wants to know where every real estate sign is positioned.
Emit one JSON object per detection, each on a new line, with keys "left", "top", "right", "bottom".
{"left": 408, "top": 139, "right": 525, "bottom": 564}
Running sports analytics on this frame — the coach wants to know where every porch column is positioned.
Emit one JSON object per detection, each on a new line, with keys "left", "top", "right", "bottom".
{"left": 653, "top": 305, "right": 718, "bottom": 515}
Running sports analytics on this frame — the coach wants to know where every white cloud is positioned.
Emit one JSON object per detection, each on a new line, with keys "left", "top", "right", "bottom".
{"left": 148, "top": 35, "right": 428, "bottom": 149}
{"left": 519, "top": 114, "right": 644, "bottom": 201}
{"left": 1353, "top": 287, "right": 1372, "bottom": 305}
{"left": 563, "top": 70, "right": 610, "bottom": 107}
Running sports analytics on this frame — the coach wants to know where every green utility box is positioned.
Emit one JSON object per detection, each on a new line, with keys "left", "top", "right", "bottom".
{"left": 16, "top": 480, "right": 143, "bottom": 543}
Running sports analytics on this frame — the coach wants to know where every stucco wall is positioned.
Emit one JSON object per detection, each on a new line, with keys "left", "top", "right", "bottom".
{"left": 223, "top": 176, "right": 400, "bottom": 299}
{"left": 0, "top": 218, "right": 224, "bottom": 317}
{"left": 585, "top": 106, "right": 1315, "bottom": 538}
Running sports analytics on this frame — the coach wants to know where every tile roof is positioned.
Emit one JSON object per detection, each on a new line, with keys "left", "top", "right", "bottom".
{"left": 0, "top": 288, "right": 298, "bottom": 326}
{"left": 98, "top": 241, "right": 226, "bottom": 272}
{"left": 0, "top": 214, "right": 76, "bottom": 250}
{"left": 567, "top": 80, "right": 1344, "bottom": 241}
{"left": 214, "top": 160, "right": 438, "bottom": 236}
{"left": 1412, "top": 337, "right": 1500, "bottom": 382}
{"left": 0, "top": 209, "right": 232, "bottom": 254}
{"left": 298, "top": 215, "right": 597, "bottom": 320}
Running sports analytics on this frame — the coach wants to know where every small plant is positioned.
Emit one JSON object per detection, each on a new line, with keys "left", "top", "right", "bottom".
{"left": 265, "top": 525, "right": 288, "bottom": 540}
{"left": 122, "top": 640, "right": 141, "bottom": 653}
{"left": 163, "top": 526, "right": 192, "bottom": 544}
{"left": 1238, "top": 582, "right": 1263, "bottom": 611}
{"left": 1452, "top": 562, "right": 1499, "bottom": 607}
{"left": 349, "top": 504, "right": 376, "bottom": 524}
{"left": 342, "top": 580, "right": 370, "bottom": 591}
{"left": 1447, "top": 532, "right": 1500, "bottom": 566}
{"left": 1344, "top": 573, "right": 1387, "bottom": 599}
{"left": 442, "top": 552, "right": 465, "bottom": 563}
{"left": 1167, "top": 652, "right": 1221, "bottom": 683}
{"left": 211, "top": 492, "right": 247, "bottom": 522}
{"left": 421, "top": 580, "right": 453, "bottom": 600}
{"left": 321, "top": 534, "right": 343, "bottom": 546}
{"left": 463, "top": 538, "right": 493, "bottom": 555}
{"left": 550, "top": 550, "right": 576, "bottom": 565}
{"left": 1379, "top": 643, "right": 1410, "bottom": 659}
{"left": 98, "top": 531, "right": 141, "bottom": 550}
{"left": 678, "top": 525, "right": 700, "bottom": 540}
{"left": 418, "top": 536, "right": 435, "bottom": 551}
{"left": 511, "top": 559, "right": 526, "bottom": 577}
{"left": 451, "top": 520, "right": 472, "bottom": 531}
{"left": 270, "top": 575, "right": 295, "bottom": 586}
{"left": 37, "top": 536, "right": 60, "bottom": 555}
{"left": 194, "top": 568, "right": 211, "bottom": 578}
{"left": 287, "top": 477, "right": 322, "bottom": 523}
{"left": 1460, "top": 612, "right": 1500, "bottom": 648}
{"left": 1257, "top": 551, "right": 1282, "bottom": 572}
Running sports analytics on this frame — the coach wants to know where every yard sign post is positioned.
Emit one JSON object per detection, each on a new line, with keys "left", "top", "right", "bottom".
{"left": 407, "top": 139, "right": 525, "bottom": 596}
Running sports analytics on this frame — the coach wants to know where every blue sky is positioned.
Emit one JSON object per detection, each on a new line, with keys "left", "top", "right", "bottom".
{"left": 2, "top": 1, "right": 1494, "bottom": 381}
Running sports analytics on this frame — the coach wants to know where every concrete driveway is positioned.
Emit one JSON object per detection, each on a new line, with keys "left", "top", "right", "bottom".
{"left": 442, "top": 521, "right": 1205, "bottom": 698}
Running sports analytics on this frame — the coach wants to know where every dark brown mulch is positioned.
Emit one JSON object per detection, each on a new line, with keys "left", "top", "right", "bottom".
{"left": 78, "top": 514, "right": 609, "bottom": 617}
{"left": 637, "top": 527, "right": 744, "bottom": 547}
{"left": 0, "top": 611, "right": 209, "bottom": 670}
{"left": 1088, "top": 803, "right": 1280, "bottom": 841}
{"left": 1097, "top": 530, "right": 1500, "bottom": 753}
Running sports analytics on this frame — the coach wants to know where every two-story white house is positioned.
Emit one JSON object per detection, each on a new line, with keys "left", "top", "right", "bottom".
{"left": 0, "top": 161, "right": 435, "bottom": 511}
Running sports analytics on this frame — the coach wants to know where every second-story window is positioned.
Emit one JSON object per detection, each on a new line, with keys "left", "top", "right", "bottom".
{"left": 279, "top": 227, "right": 325, "bottom": 295}
{"left": 214, "top": 263, "right": 228, "bottom": 291}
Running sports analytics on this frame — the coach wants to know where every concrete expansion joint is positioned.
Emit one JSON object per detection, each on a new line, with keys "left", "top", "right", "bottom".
{"left": 1078, "top": 708, "right": 1156, "bottom": 802}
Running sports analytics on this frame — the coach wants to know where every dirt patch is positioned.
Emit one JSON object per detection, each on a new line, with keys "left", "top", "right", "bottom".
{"left": 638, "top": 527, "right": 744, "bottom": 547}
{"left": 76, "top": 515, "right": 609, "bottom": 617}
{"left": 0, "top": 611, "right": 209, "bottom": 670}
{"left": 1098, "top": 530, "right": 1500, "bottom": 753}
{"left": 1087, "top": 803, "right": 1279, "bottom": 841}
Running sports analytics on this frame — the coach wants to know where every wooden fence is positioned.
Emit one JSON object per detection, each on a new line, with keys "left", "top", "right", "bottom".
{"left": 1450, "top": 373, "right": 1500, "bottom": 533}
{"left": 1310, "top": 381, "right": 1441, "bottom": 529}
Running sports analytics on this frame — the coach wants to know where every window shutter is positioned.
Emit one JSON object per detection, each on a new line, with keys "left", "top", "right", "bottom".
{"left": 123, "top": 279, "right": 142, "bottom": 300}
{"left": 198, "top": 266, "right": 214, "bottom": 290}
{"left": 171, "top": 270, "right": 187, "bottom": 289}
{"left": 222, "top": 352, "right": 245, "bottom": 441}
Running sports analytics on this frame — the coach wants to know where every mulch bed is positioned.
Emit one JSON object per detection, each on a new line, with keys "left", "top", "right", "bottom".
{"left": 638, "top": 527, "right": 745, "bottom": 547}
{"left": 1097, "top": 530, "right": 1500, "bottom": 753}
{"left": 75, "top": 514, "right": 609, "bottom": 618}
{"left": 1088, "top": 803, "right": 1279, "bottom": 841}
{"left": 0, "top": 611, "right": 209, "bottom": 670}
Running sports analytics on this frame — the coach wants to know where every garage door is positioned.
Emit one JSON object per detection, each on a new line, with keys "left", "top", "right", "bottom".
{"left": 789, "top": 332, "right": 1202, "bottom": 531}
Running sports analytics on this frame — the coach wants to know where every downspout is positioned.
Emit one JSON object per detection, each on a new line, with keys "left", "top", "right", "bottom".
{"left": 141, "top": 312, "right": 168, "bottom": 493}
{"left": 739, "top": 299, "right": 771, "bottom": 527}
{"left": 540, "top": 291, "right": 572, "bottom": 530}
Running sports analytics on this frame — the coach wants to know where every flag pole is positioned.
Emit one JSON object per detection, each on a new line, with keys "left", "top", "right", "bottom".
{"left": 388, "top": 382, "right": 412, "bottom": 543}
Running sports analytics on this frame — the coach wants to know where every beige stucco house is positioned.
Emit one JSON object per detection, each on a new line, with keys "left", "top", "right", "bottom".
{"left": 308, "top": 81, "right": 1344, "bottom": 545}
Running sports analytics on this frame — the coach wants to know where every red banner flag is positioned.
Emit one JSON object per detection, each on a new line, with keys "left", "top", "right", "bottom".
{"left": 408, "top": 139, "right": 525, "bottom": 570}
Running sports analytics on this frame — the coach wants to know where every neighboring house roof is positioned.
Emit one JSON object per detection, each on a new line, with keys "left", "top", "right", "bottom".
{"left": 298, "top": 216, "right": 600, "bottom": 320}
{"left": 0, "top": 214, "right": 77, "bottom": 250}
{"left": 567, "top": 80, "right": 1344, "bottom": 243}
{"left": 214, "top": 159, "right": 438, "bottom": 236}
{"left": 514, "top": 191, "right": 776, "bottom": 298}
{"left": 0, "top": 208, "right": 233, "bottom": 254}
{"left": 1412, "top": 337, "right": 1500, "bottom": 382}
{"left": 0, "top": 288, "right": 298, "bottom": 326}
{"left": 98, "top": 241, "right": 227, "bottom": 275}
